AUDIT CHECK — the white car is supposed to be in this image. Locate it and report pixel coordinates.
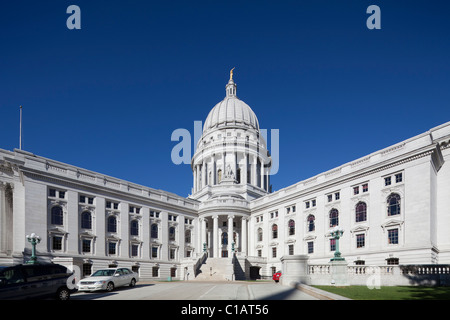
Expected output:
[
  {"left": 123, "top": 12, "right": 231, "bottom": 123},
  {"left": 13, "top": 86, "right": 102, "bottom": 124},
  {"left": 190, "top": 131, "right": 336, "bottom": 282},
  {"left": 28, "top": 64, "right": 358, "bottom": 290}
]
[{"left": 77, "top": 268, "right": 139, "bottom": 292}]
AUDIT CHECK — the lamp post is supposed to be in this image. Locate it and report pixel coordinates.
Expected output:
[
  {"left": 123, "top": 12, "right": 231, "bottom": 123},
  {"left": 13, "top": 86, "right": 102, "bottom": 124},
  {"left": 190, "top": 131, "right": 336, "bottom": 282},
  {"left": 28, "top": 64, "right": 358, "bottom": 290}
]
[
  {"left": 26, "top": 233, "right": 41, "bottom": 264},
  {"left": 329, "top": 226, "right": 345, "bottom": 262}
]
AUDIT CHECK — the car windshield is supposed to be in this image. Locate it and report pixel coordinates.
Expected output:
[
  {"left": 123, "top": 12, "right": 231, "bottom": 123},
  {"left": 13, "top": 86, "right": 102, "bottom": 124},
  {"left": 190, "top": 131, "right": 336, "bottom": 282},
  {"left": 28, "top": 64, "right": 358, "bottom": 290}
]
[{"left": 91, "top": 270, "right": 116, "bottom": 277}]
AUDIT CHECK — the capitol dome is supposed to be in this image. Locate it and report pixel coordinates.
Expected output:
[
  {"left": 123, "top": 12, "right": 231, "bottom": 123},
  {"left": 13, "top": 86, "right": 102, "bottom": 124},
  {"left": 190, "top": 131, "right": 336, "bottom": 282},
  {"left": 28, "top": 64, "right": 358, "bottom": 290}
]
[{"left": 203, "top": 78, "right": 259, "bottom": 134}]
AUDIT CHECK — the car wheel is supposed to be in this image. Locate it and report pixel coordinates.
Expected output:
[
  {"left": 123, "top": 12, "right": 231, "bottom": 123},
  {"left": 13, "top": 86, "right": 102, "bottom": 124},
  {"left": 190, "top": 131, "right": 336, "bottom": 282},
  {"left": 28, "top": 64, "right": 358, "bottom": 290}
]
[
  {"left": 129, "top": 278, "right": 136, "bottom": 287},
  {"left": 56, "top": 287, "right": 71, "bottom": 300},
  {"left": 106, "top": 282, "right": 115, "bottom": 292}
]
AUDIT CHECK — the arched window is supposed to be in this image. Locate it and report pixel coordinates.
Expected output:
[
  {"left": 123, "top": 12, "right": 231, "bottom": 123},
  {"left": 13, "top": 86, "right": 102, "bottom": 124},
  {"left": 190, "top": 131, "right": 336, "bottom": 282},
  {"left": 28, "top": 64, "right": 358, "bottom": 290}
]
[
  {"left": 355, "top": 202, "right": 367, "bottom": 222},
  {"left": 81, "top": 211, "right": 92, "bottom": 229},
  {"left": 185, "top": 229, "right": 191, "bottom": 243},
  {"left": 307, "top": 215, "right": 315, "bottom": 232},
  {"left": 151, "top": 224, "right": 158, "bottom": 239},
  {"left": 130, "top": 220, "right": 139, "bottom": 236},
  {"left": 107, "top": 216, "right": 117, "bottom": 233},
  {"left": 169, "top": 226, "right": 176, "bottom": 241},
  {"left": 222, "top": 232, "right": 228, "bottom": 245},
  {"left": 272, "top": 224, "right": 278, "bottom": 239},
  {"left": 51, "top": 206, "right": 63, "bottom": 225},
  {"left": 288, "top": 219, "right": 295, "bottom": 236},
  {"left": 387, "top": 193, "right": 401, "bottom": 216},
  {"left": 257, "top": 228, "right": 263, "bottom": 242},
  {"left": 329, "top": 209, "right": 339, "bottom": 227}
]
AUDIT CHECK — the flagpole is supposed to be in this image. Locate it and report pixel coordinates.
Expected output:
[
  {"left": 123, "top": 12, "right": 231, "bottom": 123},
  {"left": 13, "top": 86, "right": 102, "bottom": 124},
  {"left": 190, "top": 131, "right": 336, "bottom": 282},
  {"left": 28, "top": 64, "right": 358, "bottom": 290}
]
[{"left": 19, "top": 105, "right": 22, "bottom": 150}]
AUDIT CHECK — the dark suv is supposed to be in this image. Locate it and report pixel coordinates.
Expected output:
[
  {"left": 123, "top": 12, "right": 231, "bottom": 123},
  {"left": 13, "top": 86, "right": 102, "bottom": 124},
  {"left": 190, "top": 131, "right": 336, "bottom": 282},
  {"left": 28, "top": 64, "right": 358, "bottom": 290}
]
[{"left": 0, "top": 264, "right": 74, "bottom": 300}]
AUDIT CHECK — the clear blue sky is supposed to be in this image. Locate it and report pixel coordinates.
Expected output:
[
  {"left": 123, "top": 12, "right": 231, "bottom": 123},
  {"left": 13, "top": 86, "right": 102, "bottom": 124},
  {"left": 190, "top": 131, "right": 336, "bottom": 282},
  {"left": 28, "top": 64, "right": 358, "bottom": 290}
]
[{"left": 1, "top": 0, "right": 449, "bottom": 197}]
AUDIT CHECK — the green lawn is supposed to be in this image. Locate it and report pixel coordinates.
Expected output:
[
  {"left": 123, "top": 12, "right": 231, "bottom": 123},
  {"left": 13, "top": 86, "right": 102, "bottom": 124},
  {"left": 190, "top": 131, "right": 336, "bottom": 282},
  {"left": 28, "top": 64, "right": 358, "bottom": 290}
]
[{"left": 313, "top": 285, "right": 450, "bottom": 300}]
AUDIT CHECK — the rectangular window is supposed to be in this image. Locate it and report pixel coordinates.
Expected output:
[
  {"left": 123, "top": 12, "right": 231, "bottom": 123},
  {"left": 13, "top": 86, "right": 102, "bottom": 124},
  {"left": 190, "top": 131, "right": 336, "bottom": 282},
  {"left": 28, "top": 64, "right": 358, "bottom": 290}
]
[
  {"left": 272, "top": 247, "right": 277, "bottom": 258},
  {"left": 330, "top": 239, "right": 336, "bottom": 251},
  {"left": 106, "top": 201, "right": 111, "bottom": 209},
  {"left": 152, "top": 247, "right": 158, "bottom": 258},
  {"left": 384, "top": 177, "right": 391, "bottom": 186},
  {"left": 353, "top": 186, "right": 359, "bottom": 195},
  {"left": 288, "top": 245, "right": 294, "bottom": 255},
  {"left": 356, "top": 234, "right": 365, "bottom": 248},
  {"left": 327, "top": 194, "right": 332, "bottom": 202},
  {"left": 152, "top": 267, "right": 159, "bottom": 277},
  {"left": 131, "top": 244, "right": 139, "bottom": 257},
  {"left": 170, "top": 248, "right": 176, "bottom": 260},
  {"left": 79, "top": 195, "right": 86, "bottom": 203},
  {"left": 388, "top": 229, "right": 399, "bottom": 245},
  {"left": 312, "top": 199, "right": 316, "bottom": 207},
  {"left": 362, "top": 183, "right": 369, "bottom": 193},
  {"left": 307, "top": 241, "right": 314, "bottom": 254},
  {"left": 59, "top": 191, "right": 65, "bottom": 199},
  {"left": 108, "top": 242, "right": 116, "bottom": 255},
  {"left": 170, "top": 268, "right": 176, "bottom": 278},
  {"left": 49, "top": 189, "right": 56, "bottom": 197},
  {"left": 82, "top": 239, "right": 91, "bottom": 253},
  {"left": 395, "top": 173, "right": 403, "bottom": 183},
  {"left": 257, "top": 250, "right": 262, "bottom": 257},
  {"left": 305, "top": 201, "right": 310, "bottom": 209},
  {"left": 335, "top": 192, "right": 340, "bottom": 200},
  {"left": 52, "top": 236, "right": 62, "bottom": 251}
]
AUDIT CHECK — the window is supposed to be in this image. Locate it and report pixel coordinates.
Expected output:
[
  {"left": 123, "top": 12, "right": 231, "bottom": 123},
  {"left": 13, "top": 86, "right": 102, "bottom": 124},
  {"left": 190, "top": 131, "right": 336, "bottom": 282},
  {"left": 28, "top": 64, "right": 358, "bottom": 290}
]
[
  {"left": 52, "top": 236, "right": 63, "bottom": 250},
  {"left": 257, "top": 228, "right": 263, "bottom": 242},
  {"left": 355, "top": 202, "right": 367, "bottom": 222},
  {"left": 362, "top": 183, "right": 369, "bottom": 193},
  {"left": 82, "top": 239, "right": 91, "bottom": 253},
  {"left": 288, "top": 245, "right": 294, "bottom": 255},
  {"left": 387, "top": 193, "right": 401, "bottom": 216},
  {"left": 49, "top": 189, "right": 56, "bottom": 197},
  {"left": 327, "top": 194, "right": 332, "bottom": 202},
  {"left": 288, "top": 219, "right": 295, "bottom": 236},
  {"left": 59, "top": 191, "right": 65, "bottom": 199},
  {"left": 222, "top": 232, "right": 228, "bottom": 245},
  {"left": 270, "top": 211, "right": 278, "bottom": 219},
  {"left": 130, "top": 220, "right": 139, "bottom": 236},
  {"left": 185, "top": 229, "right": 191, "bottom": 243},
  {"left": 108, "top": 242, "right": 117, "bottom": 255},
  {"left": 81, "top": 211, "right": 92, "bottom": 229},
  {"left": 312, "top": 199, "right": 316, "bottom": 207},
  {"left": 386, "top": 258, "right": 399, "bottom": 265},
  {"left": 353, "top": 186, "right": 359, "bottom": 195},
  {"left": 131, "top": 244, "right": 139, "bottom": 257},
  {"left": 170, "top": 248, "right": 176, "bottom": 260},
  {"left": 151, "top": 224, "right": 158, "bottom": 239},
  {"left": 51, "top": 206, "right": 63, "bottom": 225},
  {"left": 305, "top": 201, "right": 310, "bottom": 209},
  {"left": 329, "top": 209, "right": 339, "bottom": 227},
  {"left": 80, "top": 195, "right": 94, "bottom": 204},
  {"left": 384, "top": 177, "right": 391, "bottom": 186},
  {"left": 152, "top": 266, "right": 159, "bottom": 277},
  {"left": 257, "top": 249, "right": 262, "bottom": 257},
  {"left": 272, "top": 247, "right": 277, "bottom": 258},
  {"left": 335, "top": 192, "right": 340, "bottom": 200},
  {"left": 151, "top": 247, "right": 158, "bottom": 258},
  {"left": 330, "top": 239, "right": 336, "bottom": 251},
  {"left": 395, "top": 173, "right": 403, "bottom": 183},
  {"left": 150, "top": 210, "right": 160, "bottom": 218},
  {"left": 307, "top": 215, "right": 315, "bottom": 232},
  {"left": 107, "top": 216, "right": 117, "bottom": 233},
  {"left": 169, "top": 227, "right": 176, "bottom": 241},
  {"left": 356, "top": 234, "right": 365, "bottom": 248},
  {"left": 388, "top": 229, "right": 399, "bottom": 244},
  {"left": 307, "top": 241, "right": 314, "bottom": 254},
  {"left": 129, "top": 206, "right": 140, "bottom": 214},
  {"left": 272, "top": 224, "right": 278, "bottom": 239}
]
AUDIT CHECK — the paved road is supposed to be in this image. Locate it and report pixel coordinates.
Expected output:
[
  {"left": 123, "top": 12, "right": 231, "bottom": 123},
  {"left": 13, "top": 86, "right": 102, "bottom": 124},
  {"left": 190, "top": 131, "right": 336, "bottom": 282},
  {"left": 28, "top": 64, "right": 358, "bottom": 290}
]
[{"left": 71, "top": 281, "right": 318, "bottom": 300}]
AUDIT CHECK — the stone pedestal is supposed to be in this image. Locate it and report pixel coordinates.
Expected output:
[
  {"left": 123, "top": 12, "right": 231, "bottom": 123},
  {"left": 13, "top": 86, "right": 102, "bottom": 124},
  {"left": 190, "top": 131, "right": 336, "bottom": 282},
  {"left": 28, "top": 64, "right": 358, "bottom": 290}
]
[
  {"left": 330, "top": 260, "right": 349, "bottom": 286},
  {"left": 280, "top": 255, "right": 310, "bottom": 285}
]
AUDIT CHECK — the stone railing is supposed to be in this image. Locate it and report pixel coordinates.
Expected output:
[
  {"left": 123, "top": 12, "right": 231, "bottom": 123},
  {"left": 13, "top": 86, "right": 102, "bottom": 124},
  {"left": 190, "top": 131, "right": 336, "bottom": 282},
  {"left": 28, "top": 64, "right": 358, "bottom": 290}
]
[{"left": 306, "top": 264, "right": 450, "bottom": 286}]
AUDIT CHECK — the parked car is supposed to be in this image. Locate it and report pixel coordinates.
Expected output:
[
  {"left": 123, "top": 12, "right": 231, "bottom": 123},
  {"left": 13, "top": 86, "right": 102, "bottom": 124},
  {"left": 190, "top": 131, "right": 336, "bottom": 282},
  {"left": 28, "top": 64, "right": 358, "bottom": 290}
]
[
  {"left": 0, "top": 263, "right": 74, "bottom": 300},
  {"left": 77, "top": 267, "right": 138, "bottom": 292},
  {"left": 272, "top": 271, "right": 282, "bottom": 283}
]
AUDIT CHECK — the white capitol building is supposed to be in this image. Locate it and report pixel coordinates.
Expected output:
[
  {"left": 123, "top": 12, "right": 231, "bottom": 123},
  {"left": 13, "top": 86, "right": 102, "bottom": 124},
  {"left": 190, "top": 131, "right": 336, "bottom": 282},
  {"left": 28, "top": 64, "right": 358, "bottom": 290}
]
[{"left": 1, "top": 73, "right": 450, "bottom": 282}]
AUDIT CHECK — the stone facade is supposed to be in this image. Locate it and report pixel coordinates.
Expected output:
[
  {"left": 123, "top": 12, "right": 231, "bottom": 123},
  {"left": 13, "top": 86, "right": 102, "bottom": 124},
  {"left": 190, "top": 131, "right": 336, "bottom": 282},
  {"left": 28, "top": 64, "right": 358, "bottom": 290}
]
[{"left": 1, "top": 77, "right": 450, "bottom": 282}]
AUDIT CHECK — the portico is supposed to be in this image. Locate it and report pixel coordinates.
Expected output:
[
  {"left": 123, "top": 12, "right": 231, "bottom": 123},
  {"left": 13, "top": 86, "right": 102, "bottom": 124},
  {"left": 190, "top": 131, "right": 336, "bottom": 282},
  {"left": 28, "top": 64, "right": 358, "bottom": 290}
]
[{"left": 199, "top": 213, "right": 249, "bottom": 258}]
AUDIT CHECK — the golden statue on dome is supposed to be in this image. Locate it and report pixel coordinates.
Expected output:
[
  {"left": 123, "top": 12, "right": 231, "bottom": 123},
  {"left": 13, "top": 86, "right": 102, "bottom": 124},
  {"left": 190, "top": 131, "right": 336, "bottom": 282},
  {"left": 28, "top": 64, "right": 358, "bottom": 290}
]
[{"left": 230, "top": 67, "right": 235, "bottom": 81}]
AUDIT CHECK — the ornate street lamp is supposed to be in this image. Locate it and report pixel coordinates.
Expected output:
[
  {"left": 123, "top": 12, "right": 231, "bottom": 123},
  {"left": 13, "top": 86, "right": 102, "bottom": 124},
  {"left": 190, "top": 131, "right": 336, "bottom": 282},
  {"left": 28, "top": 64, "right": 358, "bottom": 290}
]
[
  {"left": 329, "top": 226, "right": 345, "bottom": 262},
  {"left": 26, "top": 233, "right": 41, "bottom": 264}
]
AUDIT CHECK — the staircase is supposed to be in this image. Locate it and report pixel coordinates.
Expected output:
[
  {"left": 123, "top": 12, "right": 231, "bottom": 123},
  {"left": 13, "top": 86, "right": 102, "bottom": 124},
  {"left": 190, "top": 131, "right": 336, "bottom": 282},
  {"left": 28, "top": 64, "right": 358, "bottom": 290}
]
[{"left": 194, "top": 257, "right": 235, "bottom": 281}]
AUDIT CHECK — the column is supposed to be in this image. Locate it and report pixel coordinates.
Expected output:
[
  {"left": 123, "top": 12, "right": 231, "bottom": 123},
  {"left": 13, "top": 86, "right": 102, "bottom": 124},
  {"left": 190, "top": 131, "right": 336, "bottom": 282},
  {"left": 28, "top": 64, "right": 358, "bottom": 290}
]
[
  {"left": 193, "top": 166, "right": 197, "bottom": 193},
  {"left": 260, "top": 158, "right": 264, "bottom": 189},
  {"left": 213, "top": 215, "right": 218, "bottom": 258},
  {"left": 200, "top": 217, "right": 206, "bottom": 253},
  {"left": 201, "top": 161, "right": 206, "bottom": 189},
  {"left": 252, "top": 155, "right": 257, "bottom": 186},
  {"left": 243, "top": 153, "right": 248, "bottom": 185},
  {"left": 241, "top": 217, "right": 247, "bottom": 256},
  {"left": 228, "top": 215, "right": 234, "bottom": 257}
]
